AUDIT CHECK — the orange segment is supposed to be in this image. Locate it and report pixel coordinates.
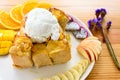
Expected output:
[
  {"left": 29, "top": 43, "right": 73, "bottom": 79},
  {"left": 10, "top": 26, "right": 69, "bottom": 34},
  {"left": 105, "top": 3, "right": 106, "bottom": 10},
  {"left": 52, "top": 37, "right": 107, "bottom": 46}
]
[
  {"left": 22, "top": 0, "right": 39, "bottom": 15},
  {"left": 10, "top": 4, "right": 24, "bottom": 24},
  {"left": 38, "top": 2, "right": 52, "bottom": 9},
  {"left": 0, "top": 10, "right": 4, "bottom": 29},
  {"left": 0, "top": 11, "right": 21, "bottom": 30}
]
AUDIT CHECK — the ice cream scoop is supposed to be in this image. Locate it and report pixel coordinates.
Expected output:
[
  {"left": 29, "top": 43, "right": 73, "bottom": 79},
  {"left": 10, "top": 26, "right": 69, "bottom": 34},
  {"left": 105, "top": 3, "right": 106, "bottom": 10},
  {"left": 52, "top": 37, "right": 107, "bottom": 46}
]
[{"left": 24, "top": 8, "right": 60, "bottom": 43}]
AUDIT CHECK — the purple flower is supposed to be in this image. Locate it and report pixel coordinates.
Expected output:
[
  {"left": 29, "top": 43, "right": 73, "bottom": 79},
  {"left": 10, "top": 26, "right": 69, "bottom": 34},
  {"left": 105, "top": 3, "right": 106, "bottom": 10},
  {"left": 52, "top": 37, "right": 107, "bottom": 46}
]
[
  {"left": 95, "top": 9, "right": 101, "bottom": 18},
  {"left": 101, "top": 8, "right": 107, "bottom": 14},
  {"left": 97, "top": 22, "right": 102, "bottom": 28},
  {"left": 88, "top": 18, "right": 103, "bottom": 30},
  {"left": 88, "top": 19, "right": 94, "bottom": 29},
  {"left": 101, "top": 8, "right": 107, "bottom": 18},
  {"left": 88, "top": 20, "right": 92, "bottom": 27},
  {"left": 88, "top": 19, "right": 97, "bottom": 29},
  {"left": 106, "top": 21, "right": 112, "bottom": 29},
  {"left": 97, "top": 17, "right": 102, "bottom": 23},
  {"left": 92, "top": 19, "right": 98, "bottom": 23}
]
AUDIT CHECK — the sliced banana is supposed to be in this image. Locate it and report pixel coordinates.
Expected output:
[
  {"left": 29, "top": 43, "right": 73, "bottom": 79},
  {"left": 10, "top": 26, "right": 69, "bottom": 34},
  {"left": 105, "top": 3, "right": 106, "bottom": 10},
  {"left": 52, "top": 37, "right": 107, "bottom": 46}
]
[
  {"left": 69, "top": 68, "right": 80, "bottom": 80},
  {"left": 58, "top": 73, "right": 68, "bottom": 80},
  {"left": 51, "top": 76, "right": 61, "bottom": 80},
  {"left": 72, "top": 63, "right": 83, "bottom": 77},
  {"left": 78, "top": 60, "right": 89, "bottom": 72},
  {"left": 34, "top": 78, "right": 50, "bottom": 80},
  {"left": 64, "top": 71, "right": 74, "bottom": 80}
]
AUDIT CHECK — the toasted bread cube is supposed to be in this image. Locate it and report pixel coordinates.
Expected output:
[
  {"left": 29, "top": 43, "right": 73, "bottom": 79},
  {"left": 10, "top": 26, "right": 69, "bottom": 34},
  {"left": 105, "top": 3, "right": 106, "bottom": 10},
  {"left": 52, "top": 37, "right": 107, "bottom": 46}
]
[
  {"left": 49, "top": 47, "right": 71, "bottom": 64},
  {"left": 9, "top": 36, "right": 33, "bottom": 68},
  {"left": 32, "top": 43, "right": 52, "bottom": 67},
  {"left": 10, "top": 51, "right": 33, "bottom": 68},
  {"left": 46, "top": 40, "right": 71, "bottom": 64}
]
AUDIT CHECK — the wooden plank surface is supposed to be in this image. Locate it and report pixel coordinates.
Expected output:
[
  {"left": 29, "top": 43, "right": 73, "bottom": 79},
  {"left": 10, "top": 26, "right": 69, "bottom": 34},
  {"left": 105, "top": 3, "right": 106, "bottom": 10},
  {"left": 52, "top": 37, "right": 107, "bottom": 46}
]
[{"left": 0, "top": 0, "right": 120, "bottom": 80}]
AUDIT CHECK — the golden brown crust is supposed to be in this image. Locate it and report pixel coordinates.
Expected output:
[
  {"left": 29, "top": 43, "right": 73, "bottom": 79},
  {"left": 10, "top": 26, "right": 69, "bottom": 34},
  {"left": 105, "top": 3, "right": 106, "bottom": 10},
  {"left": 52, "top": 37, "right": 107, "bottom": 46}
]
[
  {"left": 49, "top": 8, "right": 69, "bottom": 30},
  {"left": 32, "top": 43, "right": 53, "bottom": 67},
  {"left": 9, "top": 35, "right": 33, "bottom": 68}
]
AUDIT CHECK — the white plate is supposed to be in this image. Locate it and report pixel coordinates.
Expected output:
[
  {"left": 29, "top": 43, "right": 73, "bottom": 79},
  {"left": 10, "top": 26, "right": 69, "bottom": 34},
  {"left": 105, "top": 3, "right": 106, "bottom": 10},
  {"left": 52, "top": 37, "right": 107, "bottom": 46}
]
[{"left": 0, "top": 14, "right": 94, "bottom": 80}]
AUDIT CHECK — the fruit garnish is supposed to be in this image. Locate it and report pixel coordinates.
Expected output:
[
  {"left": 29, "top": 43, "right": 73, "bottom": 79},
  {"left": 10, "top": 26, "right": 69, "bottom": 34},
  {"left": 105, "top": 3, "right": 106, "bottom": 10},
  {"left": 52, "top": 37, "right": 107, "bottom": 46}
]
[
  {"left": 66, "top": 22, "right": 80, "bottom": 31},
  {"left": 0, "top": 29, "right": 17, "bottom": 41},
  {"left": 66, "top": 15, "right": 89, "bottom": 39},
  {"left": 10, "top": 4, "right": 24, "bottom": 24},
  {"left": 0, "top": 29, "right": 16, "bottom": 56},
  {"left": 73, "top": 27, "right": 88, "bottom": 39},
  {"left": 35, "top": 59, "right": 89, "bottom": 80},
  {"left": 0, "top": 41, "right": 12, "bottom": 48},
  {"left": 22, "top": 0, "right": 39, "bottom": 15},
  {"left": 77, "top": 36, "right": 102, "bottom": 62},
  {"left": 0, "top": 48, "right": 10, "bottom": 55},
  {"left": 0, "top": 11, "right": 21, "bottom": 30},
  {"left": 38, "top": 2, "right": 52, "bottom": 9},
  {"left": 0, "top": 41, "right": 12, "bottom": 55}
]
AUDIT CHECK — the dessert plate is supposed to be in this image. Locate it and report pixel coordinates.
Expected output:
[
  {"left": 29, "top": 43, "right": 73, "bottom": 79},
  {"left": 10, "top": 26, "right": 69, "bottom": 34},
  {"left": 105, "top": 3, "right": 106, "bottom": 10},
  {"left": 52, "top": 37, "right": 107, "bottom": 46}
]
[{"left": 0, "top": 14, "right": 94, "bottom": 80}]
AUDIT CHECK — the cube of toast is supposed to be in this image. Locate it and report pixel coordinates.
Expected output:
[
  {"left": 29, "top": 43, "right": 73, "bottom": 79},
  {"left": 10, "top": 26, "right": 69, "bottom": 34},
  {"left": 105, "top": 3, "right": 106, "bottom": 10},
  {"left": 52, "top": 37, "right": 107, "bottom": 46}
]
[
  {"left": 9, "top": 37, "right": 33, "bottom": 68},
  {"left": 10, "top": 52, "right": 33, "bottom": 68},
  {"left": 49, "top": 47, "right": 71, "bottom": 64},
  {"left": 32, "top": 43, "right": 52, "bottom": 67},
  {"left": 46, "top": 40, "right": 71, "bottom": 64}
]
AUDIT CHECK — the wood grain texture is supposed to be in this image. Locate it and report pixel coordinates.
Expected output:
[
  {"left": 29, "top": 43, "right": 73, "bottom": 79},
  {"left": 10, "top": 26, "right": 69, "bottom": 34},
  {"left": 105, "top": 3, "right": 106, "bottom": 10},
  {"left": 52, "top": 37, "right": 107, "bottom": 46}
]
[{"left": 0, "top": 0, "right": 120, "bottom": 80}]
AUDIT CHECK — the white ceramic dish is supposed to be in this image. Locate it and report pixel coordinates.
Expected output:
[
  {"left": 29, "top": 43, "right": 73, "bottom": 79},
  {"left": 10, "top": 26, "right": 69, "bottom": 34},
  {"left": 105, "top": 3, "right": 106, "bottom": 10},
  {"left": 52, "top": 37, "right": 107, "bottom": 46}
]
[{"left": 0, "top": 14, "right": 94, "bottom": 80}]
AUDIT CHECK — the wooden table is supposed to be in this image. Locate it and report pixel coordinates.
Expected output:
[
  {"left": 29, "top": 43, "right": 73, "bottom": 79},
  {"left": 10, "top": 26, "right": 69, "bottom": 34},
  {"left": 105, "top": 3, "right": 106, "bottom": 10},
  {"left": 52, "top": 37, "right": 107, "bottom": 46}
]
[{"left": 0, "top": 0, "right": 120, "bottom": 80}]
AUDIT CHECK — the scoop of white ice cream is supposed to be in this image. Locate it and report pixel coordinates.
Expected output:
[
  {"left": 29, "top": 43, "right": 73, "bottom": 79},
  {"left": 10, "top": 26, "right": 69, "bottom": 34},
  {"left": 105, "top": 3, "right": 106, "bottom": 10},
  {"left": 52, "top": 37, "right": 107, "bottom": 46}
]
[{"left": 24, "top": 8, "right": 60, "bottom": 43}]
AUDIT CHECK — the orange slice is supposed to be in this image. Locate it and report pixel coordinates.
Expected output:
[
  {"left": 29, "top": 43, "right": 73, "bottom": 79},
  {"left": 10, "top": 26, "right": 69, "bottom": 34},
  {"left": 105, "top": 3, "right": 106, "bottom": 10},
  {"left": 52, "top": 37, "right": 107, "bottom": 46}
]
[
  {"left": 0, "top": 11, "right": 21, "bottom": 30},
  {"left": 22, "top": 0, "right": 39, "bottom": 15},
  {"left": 0, "top": 10, "right": 4, "bottom": 29},
  {"left": 10, "top": 4, "right": 24, "bottom": 24},
  {"left": 38, "top": 2, "right": 52, "bottom": 9}
]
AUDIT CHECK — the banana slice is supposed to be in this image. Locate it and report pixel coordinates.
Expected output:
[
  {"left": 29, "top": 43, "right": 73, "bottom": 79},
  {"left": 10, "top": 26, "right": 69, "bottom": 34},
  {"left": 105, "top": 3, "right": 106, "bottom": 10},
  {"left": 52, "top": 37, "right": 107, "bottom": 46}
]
[
  {"left": 69, "top": 68, "right": 80, "bottom": 80},
  {"left": 58, "top": 73, "right": 68, "bottom": 80},
  {"left": 34, "top": 78, "right": 50, "bottom": 80},
  {"left": 72, "top": 63, "right": 83, "bottom": 77},
  {"left": 78, "top": 60, "right": 89, "bottom": 72},
  {"left": 51, "top": 76, "right": 61, "bottom": 80},
  {"left": 64, "top": 71, "right": 74, "bottom": 80}
]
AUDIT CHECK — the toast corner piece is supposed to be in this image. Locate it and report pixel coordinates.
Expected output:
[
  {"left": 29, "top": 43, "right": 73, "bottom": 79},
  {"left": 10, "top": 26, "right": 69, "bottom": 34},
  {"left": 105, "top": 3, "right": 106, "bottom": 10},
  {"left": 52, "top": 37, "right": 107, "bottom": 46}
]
[
  {"left": 9, "top": 36, "right": 33, "bottom": 68},
  {"left": 10, "top": 53, "right": 33, "bottom": 68}
]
